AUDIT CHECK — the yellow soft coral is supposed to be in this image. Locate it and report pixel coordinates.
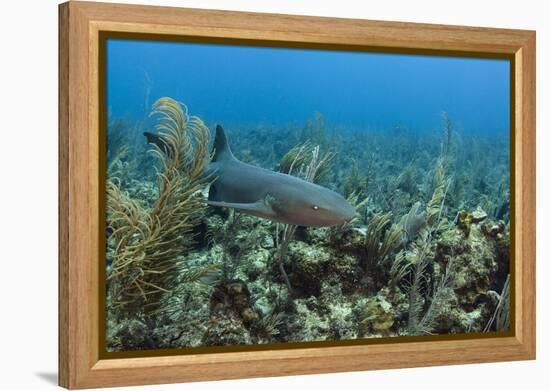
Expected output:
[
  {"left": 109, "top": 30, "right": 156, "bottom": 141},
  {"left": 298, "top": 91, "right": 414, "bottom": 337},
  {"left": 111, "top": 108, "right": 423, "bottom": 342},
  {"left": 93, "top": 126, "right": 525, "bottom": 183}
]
[{"left": 107, "top": 97, "right": 210, "bottom": 318}]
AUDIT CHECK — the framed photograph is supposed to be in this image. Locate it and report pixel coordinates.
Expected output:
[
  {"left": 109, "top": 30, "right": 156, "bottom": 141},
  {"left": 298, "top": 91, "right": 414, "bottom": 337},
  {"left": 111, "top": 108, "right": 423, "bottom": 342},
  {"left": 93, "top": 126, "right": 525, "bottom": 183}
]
[{"left": 59, "top": 1, "right": 536, "bottom": 389}]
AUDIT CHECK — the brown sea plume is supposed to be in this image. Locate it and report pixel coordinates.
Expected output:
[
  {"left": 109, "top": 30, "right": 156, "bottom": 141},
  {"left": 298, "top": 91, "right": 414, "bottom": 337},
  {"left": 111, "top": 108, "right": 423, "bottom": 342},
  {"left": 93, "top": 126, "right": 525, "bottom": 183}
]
[{"left": 107, "top": 97, "right": 211, "bottom": 318}]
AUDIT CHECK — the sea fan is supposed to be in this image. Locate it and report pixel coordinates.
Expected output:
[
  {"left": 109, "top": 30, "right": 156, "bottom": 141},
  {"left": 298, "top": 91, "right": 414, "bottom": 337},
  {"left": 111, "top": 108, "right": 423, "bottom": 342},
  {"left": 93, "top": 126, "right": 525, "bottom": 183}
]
[{"left": 400, "top": 201, "right": 427, "bottom": 244}]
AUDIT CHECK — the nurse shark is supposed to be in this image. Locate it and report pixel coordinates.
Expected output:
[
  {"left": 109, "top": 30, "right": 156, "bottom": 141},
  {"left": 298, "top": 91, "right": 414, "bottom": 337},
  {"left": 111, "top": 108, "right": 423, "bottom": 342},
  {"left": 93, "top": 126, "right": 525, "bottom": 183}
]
[{"left": 146, "top": 125, "right": 354, "bottom": 227}]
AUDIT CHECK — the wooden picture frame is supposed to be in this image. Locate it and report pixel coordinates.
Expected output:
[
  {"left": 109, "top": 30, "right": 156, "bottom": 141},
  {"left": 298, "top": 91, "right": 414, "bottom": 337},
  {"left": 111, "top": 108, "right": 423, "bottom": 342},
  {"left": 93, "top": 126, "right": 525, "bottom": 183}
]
[{"left": 59, "top": 1, "right": 536, "bottom": 389}]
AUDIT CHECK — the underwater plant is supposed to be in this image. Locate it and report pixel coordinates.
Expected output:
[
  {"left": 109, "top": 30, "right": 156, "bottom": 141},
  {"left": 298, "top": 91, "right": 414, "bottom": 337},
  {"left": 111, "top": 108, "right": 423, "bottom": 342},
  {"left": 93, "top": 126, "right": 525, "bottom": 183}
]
[
  {"left": 484, "top": 274, "right": 510, "bottom": 332},
  {"left": 495, "top": 274, "right": 511, "bottom": 331},
  {"left": 404, "top": 162, "right": 457, "bottom": 335},
  {"left": 106, "top": 117, "right": 131, "bottom": 167},
  {"left": 107, "top": 97, "right": 211, "bottom": 319},
  {"left": 300, "top": 112, "right": 328, "bottom": 148},
  {"left": 343, "top": 159, "right": 368, "bottom": 199},
  {"left": 277, "top": 141, "right": 314, "bottom": 175},
  {"left": 400, "top": 166, "right": 417, "bottom": 194},
  {"left": 426, "top": 159, "right": 452, "bottom": 228},
  {"left": 441, "top": 111, "right": 453, "bottom": 160},
  {"left": 277, "top": 141, "right": 333, "bottom": 184},
  {"left": 406, "top": 232, "right": 456, "bottom": 335},
  {"left": 106, "top": 117, "right": 144, "bottom": 189},
  {"left": 363, "top": 212, "right": 402, "bottom": 275},
  {"left": 106, "top": 144, "right": 131, "bottom": 179}
]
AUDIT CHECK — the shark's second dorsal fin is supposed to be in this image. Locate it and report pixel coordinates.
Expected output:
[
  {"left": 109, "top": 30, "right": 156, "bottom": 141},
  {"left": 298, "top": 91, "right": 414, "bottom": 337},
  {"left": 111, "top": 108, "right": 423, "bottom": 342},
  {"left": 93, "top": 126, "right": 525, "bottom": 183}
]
[{"left": 212, "top": 125, "right": 235, "bottom": 162}]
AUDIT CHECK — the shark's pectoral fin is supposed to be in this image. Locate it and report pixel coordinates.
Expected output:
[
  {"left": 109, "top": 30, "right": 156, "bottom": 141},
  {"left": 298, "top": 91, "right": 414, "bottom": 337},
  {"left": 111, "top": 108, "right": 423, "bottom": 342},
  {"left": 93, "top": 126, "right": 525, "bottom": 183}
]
[{"left": 206, "top": 196, "right": 277, "bottom": 218}]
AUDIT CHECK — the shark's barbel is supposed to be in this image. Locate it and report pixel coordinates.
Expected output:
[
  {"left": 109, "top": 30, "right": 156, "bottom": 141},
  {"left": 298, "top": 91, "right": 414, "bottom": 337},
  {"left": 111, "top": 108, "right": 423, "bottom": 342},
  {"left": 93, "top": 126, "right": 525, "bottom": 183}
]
[{"left": 204, "top": 125, "right": 355, "bottom": 227}]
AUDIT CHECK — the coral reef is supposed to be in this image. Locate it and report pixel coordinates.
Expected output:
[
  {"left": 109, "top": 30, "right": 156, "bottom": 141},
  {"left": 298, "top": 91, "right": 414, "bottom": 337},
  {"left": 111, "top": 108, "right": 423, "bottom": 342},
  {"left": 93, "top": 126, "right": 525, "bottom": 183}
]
[{"left": 106, "top": 105, "right": 511, "bottom": 351}]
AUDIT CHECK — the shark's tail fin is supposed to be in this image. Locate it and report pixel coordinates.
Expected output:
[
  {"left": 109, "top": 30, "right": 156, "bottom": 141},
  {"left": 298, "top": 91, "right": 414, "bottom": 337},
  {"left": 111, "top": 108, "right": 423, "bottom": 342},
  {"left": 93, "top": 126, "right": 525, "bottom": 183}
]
[
  {"left": 143, "top": 131, "right": 159, "bottom": 145},
  {"left": 144, "top": 131, "right": 173, "bottom": 157},
  {"left": 212, "top": 125, "right": 235, "bottom": 162}
]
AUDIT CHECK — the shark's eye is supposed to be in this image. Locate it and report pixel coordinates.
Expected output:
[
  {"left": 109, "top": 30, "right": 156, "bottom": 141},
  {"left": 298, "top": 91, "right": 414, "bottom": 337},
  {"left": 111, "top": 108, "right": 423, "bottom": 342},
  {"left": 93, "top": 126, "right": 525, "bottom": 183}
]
[{"left": 312, "top": 205, "right": 319, "bottom": 211}]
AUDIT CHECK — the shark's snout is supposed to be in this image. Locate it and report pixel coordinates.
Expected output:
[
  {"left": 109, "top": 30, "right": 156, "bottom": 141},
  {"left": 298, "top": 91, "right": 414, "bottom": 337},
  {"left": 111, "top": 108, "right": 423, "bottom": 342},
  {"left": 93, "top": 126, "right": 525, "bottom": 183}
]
[
  {"left": 327, "top": 196, "right": 355, "bottom": 225},
  {"left": 298, "top": 190, "right": 356, "bottom": 227},
  {"left": 339, "top": 201, "right": 356, "bottom": 223}
]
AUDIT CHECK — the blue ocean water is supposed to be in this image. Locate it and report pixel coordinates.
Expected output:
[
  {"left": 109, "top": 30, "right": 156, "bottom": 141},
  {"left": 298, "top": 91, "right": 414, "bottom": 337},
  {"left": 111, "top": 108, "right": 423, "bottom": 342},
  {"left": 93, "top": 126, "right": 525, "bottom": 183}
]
[{"left": 106, "top": 39, "right": 510, "bottom": 136}]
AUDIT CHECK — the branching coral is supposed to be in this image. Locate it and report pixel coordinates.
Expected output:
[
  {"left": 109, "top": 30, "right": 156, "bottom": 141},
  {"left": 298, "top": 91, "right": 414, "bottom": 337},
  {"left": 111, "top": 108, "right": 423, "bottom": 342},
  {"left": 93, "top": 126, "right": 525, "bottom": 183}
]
[{"left": 107, "top": 97, "right": 210, "bottom": 318}]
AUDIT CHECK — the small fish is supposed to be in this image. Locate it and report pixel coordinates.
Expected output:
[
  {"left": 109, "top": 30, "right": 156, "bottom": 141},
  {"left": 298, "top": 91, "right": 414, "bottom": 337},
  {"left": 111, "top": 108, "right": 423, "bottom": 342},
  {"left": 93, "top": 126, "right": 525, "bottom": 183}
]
[{"left": 205, "top": 125, "right": 354, "bottom": 227}]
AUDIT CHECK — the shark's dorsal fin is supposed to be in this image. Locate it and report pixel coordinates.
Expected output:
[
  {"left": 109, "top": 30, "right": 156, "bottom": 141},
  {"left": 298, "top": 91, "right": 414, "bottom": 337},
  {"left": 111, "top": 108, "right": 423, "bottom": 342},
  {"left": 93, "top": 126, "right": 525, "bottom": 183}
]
[
  {"left": 144, "top": 131, "right": 173, "bottom": 157},
  {"left": 212, "top": 125, "right": 235, "bottom": 162}
]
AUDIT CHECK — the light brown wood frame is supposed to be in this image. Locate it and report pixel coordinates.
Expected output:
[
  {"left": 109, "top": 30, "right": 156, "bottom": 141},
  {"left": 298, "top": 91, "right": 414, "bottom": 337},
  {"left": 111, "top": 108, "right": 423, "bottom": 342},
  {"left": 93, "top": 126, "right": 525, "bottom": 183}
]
[{"left": 59, "top": 1, "right": 536, "bottom": 389}]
